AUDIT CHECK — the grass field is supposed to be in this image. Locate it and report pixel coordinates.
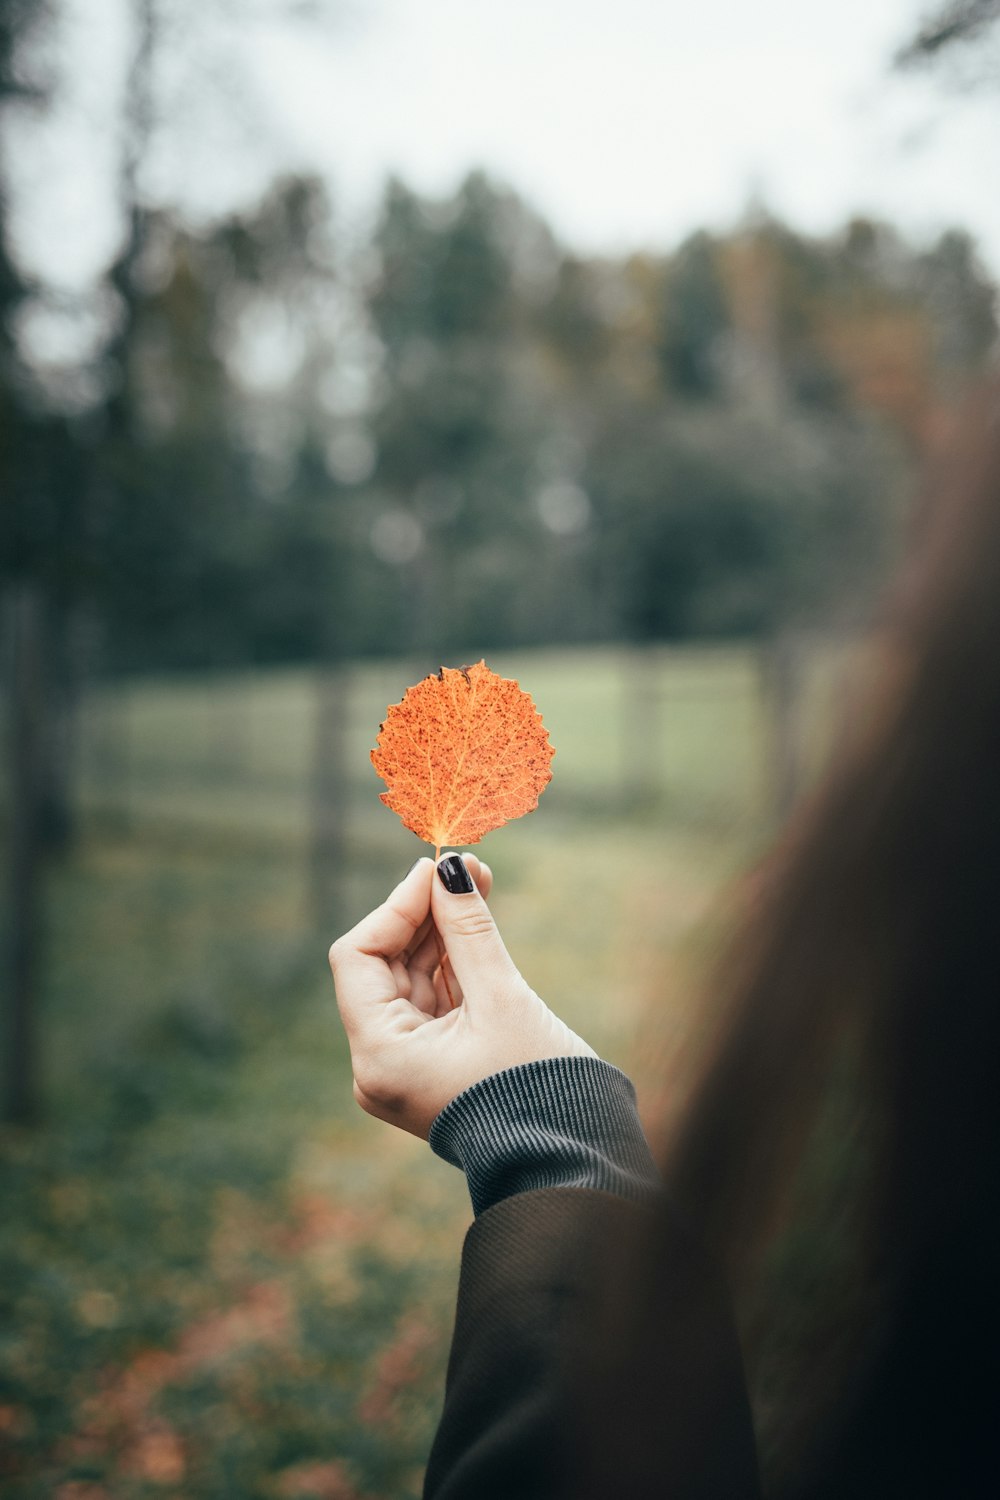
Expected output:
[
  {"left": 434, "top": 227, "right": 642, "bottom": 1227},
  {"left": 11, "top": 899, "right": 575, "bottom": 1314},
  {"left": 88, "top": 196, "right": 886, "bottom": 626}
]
[{"left": 0, "top": 643, "right": 847, "bottom": 1499}]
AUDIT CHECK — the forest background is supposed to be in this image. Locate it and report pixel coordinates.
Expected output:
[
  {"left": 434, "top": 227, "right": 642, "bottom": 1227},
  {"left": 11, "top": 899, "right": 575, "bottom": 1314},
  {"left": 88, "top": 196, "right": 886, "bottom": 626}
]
[{"left": 2, "top": 2, "right": 998, "bottom": 1497}]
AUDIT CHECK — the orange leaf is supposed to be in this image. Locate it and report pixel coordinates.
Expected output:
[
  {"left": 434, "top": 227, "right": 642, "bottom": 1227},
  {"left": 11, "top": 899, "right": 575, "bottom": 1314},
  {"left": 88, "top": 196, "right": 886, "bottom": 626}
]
[{"left": 371, "top": 661, "right": 554, "bottom": 850}]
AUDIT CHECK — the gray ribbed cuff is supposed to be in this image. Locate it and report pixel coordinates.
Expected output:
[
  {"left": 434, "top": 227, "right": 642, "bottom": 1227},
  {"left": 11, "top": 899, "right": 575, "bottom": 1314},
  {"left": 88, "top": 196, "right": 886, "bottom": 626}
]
[{"left": 429, "top": 1055, "right": 661, "bottom": 1217}]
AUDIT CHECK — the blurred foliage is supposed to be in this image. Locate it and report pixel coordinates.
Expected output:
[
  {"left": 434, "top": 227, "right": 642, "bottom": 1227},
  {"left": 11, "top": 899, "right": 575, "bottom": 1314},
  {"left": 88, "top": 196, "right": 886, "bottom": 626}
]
[
  {"left": 4, "top": 148, "right": 998, "bottom": 676},
  {"left": 2, "top": 0, "right": 998, "bottom": 688}
]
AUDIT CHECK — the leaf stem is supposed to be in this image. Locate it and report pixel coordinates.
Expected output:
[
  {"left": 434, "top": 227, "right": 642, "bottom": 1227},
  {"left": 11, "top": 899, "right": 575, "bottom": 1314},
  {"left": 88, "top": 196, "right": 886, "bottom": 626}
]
[{"left": 433, "top": 845, "right": 457, "bottom": 1009}]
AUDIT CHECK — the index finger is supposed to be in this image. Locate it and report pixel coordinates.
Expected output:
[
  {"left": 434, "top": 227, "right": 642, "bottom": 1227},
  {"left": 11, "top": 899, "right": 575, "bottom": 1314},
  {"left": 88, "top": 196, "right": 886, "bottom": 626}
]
[{"left": 328, "top": 859, "right": 434, "bottom": 1032}]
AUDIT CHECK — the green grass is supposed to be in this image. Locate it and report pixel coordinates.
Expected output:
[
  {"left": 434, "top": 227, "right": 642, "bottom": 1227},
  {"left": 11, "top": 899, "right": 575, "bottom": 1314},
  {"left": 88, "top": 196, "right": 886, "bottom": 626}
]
[{"left": 0, "top": 643, "right": 847, "bottom": 1498}]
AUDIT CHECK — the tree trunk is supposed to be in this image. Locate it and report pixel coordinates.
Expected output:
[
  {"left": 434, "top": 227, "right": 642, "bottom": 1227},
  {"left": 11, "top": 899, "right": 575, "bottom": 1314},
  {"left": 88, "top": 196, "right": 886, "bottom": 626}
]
[
  {"left": 4, "top": 582, "right": 47, "bottom": 1123},
  {"left": 38, "top": 603, "right": 94, "bottom": 854}
]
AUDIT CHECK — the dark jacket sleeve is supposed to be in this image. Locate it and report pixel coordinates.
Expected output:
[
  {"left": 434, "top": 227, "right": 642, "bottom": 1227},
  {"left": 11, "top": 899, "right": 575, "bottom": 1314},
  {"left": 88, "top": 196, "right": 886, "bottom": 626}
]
[
  {"left": 423, "top": 1062, "right": 761, "bottom": 1500},
  {"left": 423, "top": 1188, "right": 760, "bottom": 1500},
  {"left": 429, "top": 1056, "right": 661, "bottom": 1216}
]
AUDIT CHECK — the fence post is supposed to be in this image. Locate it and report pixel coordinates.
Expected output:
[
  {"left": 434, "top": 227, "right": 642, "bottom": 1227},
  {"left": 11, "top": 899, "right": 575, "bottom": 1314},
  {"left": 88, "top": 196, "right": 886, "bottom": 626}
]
[
  {"left": 760, "top": 632, "right": 802, "bottom": 823},
  {"left": 620, "top": 643, "right": 664, "bottom": 812},
  {"left": 309, "top": 660, "right": 350, "bottom": 934}
]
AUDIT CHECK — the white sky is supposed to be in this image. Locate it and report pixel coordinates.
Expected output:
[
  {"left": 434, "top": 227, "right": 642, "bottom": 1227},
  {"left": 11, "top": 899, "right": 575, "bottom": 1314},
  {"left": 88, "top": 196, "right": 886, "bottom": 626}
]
[
  {"left": 8, "top": 0, "right": 1000, "bottom": 292},
  {"left": 248, "top": 0, "right": 1000, "bottom": 267}
]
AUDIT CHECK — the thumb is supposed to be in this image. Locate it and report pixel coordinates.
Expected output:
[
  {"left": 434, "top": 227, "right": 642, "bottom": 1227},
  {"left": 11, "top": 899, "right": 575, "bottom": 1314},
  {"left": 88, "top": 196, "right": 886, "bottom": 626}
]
[{"left": 432, "top": 853, "right": 521, "bottom": 1001}]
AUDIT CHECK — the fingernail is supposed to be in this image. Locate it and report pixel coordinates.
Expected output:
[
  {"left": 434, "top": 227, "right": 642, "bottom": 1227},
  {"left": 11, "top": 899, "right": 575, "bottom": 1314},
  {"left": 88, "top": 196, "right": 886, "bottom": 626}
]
[{"left": 437, "top": 853, "right": 474, "bottom": 894}]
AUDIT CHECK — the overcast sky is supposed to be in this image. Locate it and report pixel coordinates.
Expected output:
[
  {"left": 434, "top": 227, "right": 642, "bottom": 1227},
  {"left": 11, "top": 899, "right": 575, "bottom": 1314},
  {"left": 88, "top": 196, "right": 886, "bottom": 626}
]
[
  {"left": 247, "top": 0, "right": 999, "bottom": 260},
  {"left": 8, "top": 0, "right": 1000, "bottom": 292}
]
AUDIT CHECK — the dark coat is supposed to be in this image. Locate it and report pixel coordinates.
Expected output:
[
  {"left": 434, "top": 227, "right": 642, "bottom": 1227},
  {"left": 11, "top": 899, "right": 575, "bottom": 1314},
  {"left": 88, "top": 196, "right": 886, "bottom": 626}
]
[{"left": 423, "top": 1187, "right": 761, "bottom": 1500}]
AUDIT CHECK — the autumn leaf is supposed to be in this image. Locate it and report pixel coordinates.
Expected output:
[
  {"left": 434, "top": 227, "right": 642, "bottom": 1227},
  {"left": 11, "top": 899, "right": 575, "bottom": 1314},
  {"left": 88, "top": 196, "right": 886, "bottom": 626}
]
[{"left": 371, "top": 661, "right": 554, "bottom": 853}]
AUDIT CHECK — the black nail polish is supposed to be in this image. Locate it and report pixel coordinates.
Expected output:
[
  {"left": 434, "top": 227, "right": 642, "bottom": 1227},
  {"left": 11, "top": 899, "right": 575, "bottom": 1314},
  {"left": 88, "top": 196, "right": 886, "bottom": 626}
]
[{"left": 437, "top": 854, "right": 474, "bottom": 894}]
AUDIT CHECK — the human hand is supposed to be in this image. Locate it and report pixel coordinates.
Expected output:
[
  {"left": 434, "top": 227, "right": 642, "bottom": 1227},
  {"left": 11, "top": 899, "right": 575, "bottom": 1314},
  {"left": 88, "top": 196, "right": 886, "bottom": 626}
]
[{"left": 328, "top": 854, "right": 597, "bottom": 1139}]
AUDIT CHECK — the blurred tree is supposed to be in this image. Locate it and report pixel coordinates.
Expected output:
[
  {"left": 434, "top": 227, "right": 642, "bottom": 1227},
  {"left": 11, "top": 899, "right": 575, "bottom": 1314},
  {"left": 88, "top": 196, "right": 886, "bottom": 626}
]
[
  {"left": 211, "top": 174, "right": 355, "bottom": 927},
  {"left": 365, "top": 172, "right": 549, "bottom": 658},
  {"left": 94, "top": 177, "right": 340, "bottom": 671},
  {"left": 587, "top": 402, "right": 889, "bottom": 642},
  {"left": 917, "top": 228, "right": 998, "bottom": 382},
  {"left": 540, "top": 254, "right": 615, "bottom": 375},
  {"left": 1, "top": 0, "right": 55, "bottom": 1121},
  {"left": 817, "top": 217, "right": 998, "bottom": 446},
  {"left": 657, "top": 231, "right": 731, "bottom": 400}
]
